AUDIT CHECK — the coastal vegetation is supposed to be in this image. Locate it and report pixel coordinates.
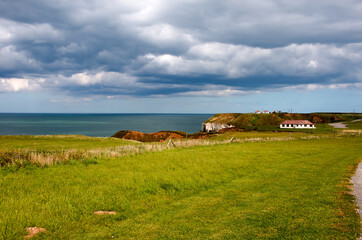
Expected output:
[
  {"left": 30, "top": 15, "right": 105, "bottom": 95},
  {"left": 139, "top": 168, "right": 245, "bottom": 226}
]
[
  {"left": 345, "top": 120, "right": 362, "bottom": 130},
  {"left": 204, "top": 112, "right": 362, "bottom": 129},
  {"left": 0, "top": 135, "right": 361, "bottom": 239},
  {"left": 0, "top": 130, "right": 357, "bottom": 168}
]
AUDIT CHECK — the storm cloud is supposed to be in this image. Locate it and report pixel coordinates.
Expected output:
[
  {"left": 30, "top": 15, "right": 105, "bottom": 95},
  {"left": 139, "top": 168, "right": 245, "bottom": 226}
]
[{"left": 0, "top": 0, "right": 362, "bottom": 97}]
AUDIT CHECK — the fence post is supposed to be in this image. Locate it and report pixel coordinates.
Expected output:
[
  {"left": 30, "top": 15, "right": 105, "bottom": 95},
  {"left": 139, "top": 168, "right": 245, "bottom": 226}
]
[
  {"left": 229, "top": 136, "right": 235, "bottom": 143},
  {"left": 167, "top": 139, "right": 176, "bottom": 147}
]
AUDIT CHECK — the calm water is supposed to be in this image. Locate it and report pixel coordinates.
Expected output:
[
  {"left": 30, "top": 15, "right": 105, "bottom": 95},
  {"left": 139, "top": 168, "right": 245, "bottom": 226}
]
[{"left": 0, "top": 113, "right": 213, "bottom": 137}]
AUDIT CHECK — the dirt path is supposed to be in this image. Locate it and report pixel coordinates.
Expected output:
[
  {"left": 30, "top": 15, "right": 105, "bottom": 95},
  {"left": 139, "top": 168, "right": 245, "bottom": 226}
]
[
  {"left": 351, "top": 162, "right": 362, "bottom": 239},
  {"left": 329, "top": 122, "right": 347, "bottom": 128}
]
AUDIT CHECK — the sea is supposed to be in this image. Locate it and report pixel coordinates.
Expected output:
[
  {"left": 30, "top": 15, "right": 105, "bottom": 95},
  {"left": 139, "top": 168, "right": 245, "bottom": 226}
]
[{"left": 0, "top": 113, "right": 214, "bottom": 137}]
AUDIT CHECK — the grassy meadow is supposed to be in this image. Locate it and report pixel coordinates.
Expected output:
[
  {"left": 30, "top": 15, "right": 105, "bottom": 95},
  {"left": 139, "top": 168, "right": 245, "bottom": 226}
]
[
  {"left": 0, "top": 135, "right": 139, "bottom": 151},
  {"left": 345, "top": 120, "right": 362, "bottom": 130},
  {"left": 0, "top": 132, "right": 361, "bottom": 239}
]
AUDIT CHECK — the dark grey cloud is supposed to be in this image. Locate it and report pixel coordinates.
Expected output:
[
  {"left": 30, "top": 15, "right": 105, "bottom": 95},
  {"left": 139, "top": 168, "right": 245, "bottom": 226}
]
[{"left": 0, "top": 0, "right": 361, "bottom": 97}]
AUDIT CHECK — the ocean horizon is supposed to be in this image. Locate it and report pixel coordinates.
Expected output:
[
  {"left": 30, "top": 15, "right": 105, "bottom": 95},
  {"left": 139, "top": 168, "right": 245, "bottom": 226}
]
[{"left": 0, "top": 113, "right": 214, "bottom": 137}]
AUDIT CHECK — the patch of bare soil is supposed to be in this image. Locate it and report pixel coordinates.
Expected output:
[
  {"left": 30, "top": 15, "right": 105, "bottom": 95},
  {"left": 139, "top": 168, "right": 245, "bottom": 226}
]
[
  {"left": 25, "top": 227, "right": 46, "bottom": 238},
  {"left": 329, "top": 122, "right": 347, "bottom": 128},
  {"left": 93, "top": 211, "right": 117, "bottom": 215}
]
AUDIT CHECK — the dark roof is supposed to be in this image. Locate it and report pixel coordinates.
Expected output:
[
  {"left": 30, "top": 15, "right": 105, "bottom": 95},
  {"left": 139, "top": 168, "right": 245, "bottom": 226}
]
[{"left": 280, "top": 120, "right": 314, "bottom": 125}]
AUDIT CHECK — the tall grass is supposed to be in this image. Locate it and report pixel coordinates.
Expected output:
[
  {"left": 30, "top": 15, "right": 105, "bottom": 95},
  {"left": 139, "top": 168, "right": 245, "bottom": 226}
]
[{"left": 0, "top": 133, "right": 356, "bottom": 168}]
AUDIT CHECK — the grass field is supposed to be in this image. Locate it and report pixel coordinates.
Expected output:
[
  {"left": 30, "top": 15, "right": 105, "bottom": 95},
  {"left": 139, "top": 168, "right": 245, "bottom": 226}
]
[
  {"left": 0, "top": 132, "right": 338, "bottom": 168},
  {"left": 240, "top": 123, "right": 336, "bottom": 133},
  {"left": 0, "top": 134, "right": 361, "bottom": 239},
  {"left": 345, "top": 120, "right": 362, "bottom": 130},
  {"left": 0, "top": 135, "right": 138, "bottom": 151}
]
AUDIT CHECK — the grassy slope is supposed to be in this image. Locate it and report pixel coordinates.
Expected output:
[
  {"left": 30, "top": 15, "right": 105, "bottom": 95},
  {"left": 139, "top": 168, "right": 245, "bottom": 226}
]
[
  {"left": 0, "top": 137, "right": 361, "bottom": 239},
  {"left": 204, "top": 113, "right": 362, "bottom": 130},
  {"left": 345, "top": 120, "right": 362, "bottom": 130},
  {"left": 0, "top": 135, "right": 138, "bottom": 151},
  {"left": 243, "top": 123, "right": 334, "bottom": 133}
]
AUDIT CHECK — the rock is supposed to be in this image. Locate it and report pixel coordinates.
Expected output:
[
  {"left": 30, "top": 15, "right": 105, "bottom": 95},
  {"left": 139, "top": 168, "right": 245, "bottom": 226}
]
[{"left": 25, "top": 227, "right": 46, "bottom": 238}]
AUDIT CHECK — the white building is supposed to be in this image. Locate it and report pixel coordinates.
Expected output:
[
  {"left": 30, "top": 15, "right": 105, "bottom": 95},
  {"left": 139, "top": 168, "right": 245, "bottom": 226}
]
[
  {"left": 201, "top": 122, "right": 234, "bottom": 132},
  {"left": 280, "top": 120, "right": 315, "bottom": 129}
]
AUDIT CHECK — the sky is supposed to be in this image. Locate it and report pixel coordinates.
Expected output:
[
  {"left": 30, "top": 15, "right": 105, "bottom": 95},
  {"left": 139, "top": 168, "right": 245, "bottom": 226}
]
[{"left": 0, "top": 0, "right": 361, "bottom": 113}]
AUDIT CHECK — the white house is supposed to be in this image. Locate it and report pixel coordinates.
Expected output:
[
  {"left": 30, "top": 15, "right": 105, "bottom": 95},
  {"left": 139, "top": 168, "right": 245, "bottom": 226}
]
[{"left": 280, "top": 120, "right": 315, "bottom": 129}]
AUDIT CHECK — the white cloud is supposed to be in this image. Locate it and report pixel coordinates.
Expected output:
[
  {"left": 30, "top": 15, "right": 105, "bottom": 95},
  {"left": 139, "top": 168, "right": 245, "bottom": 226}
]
[
  {"left": 0, "top": 77, "right": 41, "bottom": 92},
  {"left": 0, "top": 45, "right": 39, "bottom": 70},
  {"left": 0, "top": 18, "right": 61, "bottom": 44},
  {"left": 137, "top": 24, "right": 196, "bottom": 48},
  {"left": 140, "top": 42, "right": 362, "bottom": 79},
  {"left": 307, "top": 60, "right": 318, "bottom": 68},
  {"left": 177, "top": 88, "right": 261, "bottom": 97},
  {"left": 65, "top": 71, "right": 138, "bottom": 87},
  {"left": 284, "top": 82, "right": 362, "bottom": 91},
  {"left": 57, "top": 42, "right": 87, "bottom": 54},
  {"left": 141, "top": 53, "right": 225, "bottom": 75}
]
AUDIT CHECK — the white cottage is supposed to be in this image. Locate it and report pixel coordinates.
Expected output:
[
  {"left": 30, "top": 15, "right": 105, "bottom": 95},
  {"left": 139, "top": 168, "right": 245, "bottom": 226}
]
[{"left": 280, "top": 120, "right": 315, "bottom": 129}]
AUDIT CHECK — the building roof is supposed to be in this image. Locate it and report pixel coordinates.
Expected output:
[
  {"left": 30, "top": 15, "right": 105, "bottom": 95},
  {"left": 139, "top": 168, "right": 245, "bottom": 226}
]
[{"left": 280, "top": 120, "right": 314, "bottom": 125}]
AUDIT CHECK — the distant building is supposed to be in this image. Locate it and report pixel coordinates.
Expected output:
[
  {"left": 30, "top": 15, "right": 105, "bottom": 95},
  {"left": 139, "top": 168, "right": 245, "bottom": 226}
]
[
  {"left": 255, "top": 110, "right": 261, "bottom": 114},
  {"left": 262, "top": 110, "right": 270, "bottom": 114},
  {"left": 201, "top": 122, "right": 234, "bottom": 132},
  {"left": 280, "top": 120, "right": 315, "bottom": 129}
]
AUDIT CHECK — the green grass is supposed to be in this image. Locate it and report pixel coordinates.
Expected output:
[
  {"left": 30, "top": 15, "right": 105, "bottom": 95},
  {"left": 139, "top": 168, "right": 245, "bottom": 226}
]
[
  {"left": 208, "top": 131, "right": 308, "bottom": 141},
  {"left": 0, "top": 135, "right": 138, "bottom": 151},
  {"left": 0, "top": 136, "right": 361, "bottom": 239},
  {"left": 208, "top": 126, "right": 334, "bottom": 141},
  {"left": 251, "top": 123, "right": 335, "bottom": 133},
  {"left": 346, "top": 120, "right": 362, "bottom": 130}
]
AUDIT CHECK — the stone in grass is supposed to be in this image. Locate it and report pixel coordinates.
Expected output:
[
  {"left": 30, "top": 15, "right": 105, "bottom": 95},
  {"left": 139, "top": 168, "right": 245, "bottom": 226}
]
[
  {"left": 25, "top": 227, "right": 46, "bottom": 238},
  {"left": 93, "top": 211, "right": 117, "bottom": 215}
]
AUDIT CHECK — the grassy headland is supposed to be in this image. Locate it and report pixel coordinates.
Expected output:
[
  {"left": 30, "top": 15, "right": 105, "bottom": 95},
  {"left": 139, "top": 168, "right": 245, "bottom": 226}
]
[
  {"left": 0, "top": 133, "right": 361, "bottom": 239},
  {"left": 204, "top": 112, "right": 362, "bottom": 130}
]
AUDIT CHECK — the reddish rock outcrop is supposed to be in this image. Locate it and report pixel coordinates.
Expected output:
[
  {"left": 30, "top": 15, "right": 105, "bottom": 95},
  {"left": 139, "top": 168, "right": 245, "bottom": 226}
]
[
  {"left": 112, "top": 130, "right": 211, "bottom": 142},
  {"left": 112, "top": 130, "right": 185, "bottom": 142}
]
